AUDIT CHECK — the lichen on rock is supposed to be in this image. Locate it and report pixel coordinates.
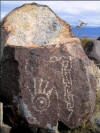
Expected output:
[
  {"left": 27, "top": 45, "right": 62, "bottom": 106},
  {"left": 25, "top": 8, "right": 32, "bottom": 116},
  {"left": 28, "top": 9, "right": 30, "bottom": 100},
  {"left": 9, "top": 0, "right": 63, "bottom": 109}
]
[{"left": 0, "top": 2, "right": 98, "bottom": 133}]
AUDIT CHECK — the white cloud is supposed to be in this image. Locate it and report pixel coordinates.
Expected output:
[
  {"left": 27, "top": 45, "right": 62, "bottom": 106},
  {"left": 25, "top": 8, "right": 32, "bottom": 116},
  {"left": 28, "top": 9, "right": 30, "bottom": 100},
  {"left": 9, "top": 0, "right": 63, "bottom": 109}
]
[
  {"left": 1, "top": 1, "right": 100, "bottom": 26},
  {"left": 1, "top": 1, "right": 100, "bottom": 14},
  {"left": 82, "top": 17, "right": 100, "bottom": 26},
  {"left": 1, "top": 12, "right": 7, "bottom": 20},
  {"left": 36, "top": 1, "right": 100, "bottom": 14}
]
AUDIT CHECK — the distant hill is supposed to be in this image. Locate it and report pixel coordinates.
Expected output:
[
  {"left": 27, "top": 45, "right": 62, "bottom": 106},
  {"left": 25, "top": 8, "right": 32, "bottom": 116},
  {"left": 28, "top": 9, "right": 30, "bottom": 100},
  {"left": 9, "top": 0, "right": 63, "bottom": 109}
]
[{"left": 72, "top": 26, "right": 100, "bottom": 39}]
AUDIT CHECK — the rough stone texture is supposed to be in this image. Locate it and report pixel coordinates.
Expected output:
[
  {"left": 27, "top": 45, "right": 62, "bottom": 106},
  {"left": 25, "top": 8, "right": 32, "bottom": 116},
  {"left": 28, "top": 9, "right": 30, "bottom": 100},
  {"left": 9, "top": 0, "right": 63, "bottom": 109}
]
[
  {"left": 0, "top": 124, "right": 11, "bottom": 133},
  {"left": 82, "top": 38, "right": 100, "bottom": 133},
  {"left": 66, "top": 63, "right": 100, "bottom": 133},
  {"left": 0, "top": 102, "right": 3, "bottom": 124},
  {"left": 80, "top": 37, "right": 100, "bottom": 133},
  {"left": 0, "top": 3, "right": 97, "bottom": 132},
  {"left": 0, "top": 102, "right": 11, "bottom": 133},
  {"left": 84, "top": 40, "right": 100, "bottom": 64},
  {"left": 0, "top": 44, "right": 96, "bottom": 130},
  {"left": 0, "top": 3, "right": 79, "bottom": 60},
  {"left": 97, "top": 37, "right": 100, "bottom": 40},
  {"left": 88, "top": 62, "right": 100, "bottom": 133}
]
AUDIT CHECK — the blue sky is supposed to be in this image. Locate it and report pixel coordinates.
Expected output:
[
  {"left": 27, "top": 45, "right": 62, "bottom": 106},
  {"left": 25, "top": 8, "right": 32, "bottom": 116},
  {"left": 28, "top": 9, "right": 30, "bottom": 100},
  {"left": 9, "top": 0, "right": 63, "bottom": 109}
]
[{"left": 1, "top": 1, "right": 100, "bottom": 27}]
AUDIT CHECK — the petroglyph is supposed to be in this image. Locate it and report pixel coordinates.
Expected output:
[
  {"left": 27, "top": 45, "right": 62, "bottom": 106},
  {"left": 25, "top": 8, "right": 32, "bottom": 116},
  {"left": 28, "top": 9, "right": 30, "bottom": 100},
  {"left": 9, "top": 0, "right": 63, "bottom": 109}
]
[
  {"left": 32, "top": 78, "right": 53, "bottom": 112},
  {"left": 0, "top": 2, "right": 97, "bottom": 129},
  {"left": 49, "top": 56, "right": 62, "bottom": 63},
  {"left": 50, "top": 56, "right": 74, "bottom": 120},
  {"left": 25, "top": 54, "right": 74, "bottom": 119}
]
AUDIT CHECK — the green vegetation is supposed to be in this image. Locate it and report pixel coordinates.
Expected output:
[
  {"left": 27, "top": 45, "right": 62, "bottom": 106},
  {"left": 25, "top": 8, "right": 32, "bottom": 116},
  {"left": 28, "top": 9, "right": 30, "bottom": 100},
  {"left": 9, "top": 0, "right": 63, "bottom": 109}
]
[
  {"left": 75, "top": 20, "right": 90, "bottom": 48},
  {"left": 76, "top": 20, "right": 87, "bottom": 37},
  {"left": 80, "top": 37, "right": 90, "bottom": 48}
]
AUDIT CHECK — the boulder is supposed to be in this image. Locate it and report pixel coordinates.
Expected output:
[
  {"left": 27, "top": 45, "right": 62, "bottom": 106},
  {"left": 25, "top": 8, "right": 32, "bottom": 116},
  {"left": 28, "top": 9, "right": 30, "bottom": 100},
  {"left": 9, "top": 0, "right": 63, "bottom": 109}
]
[
  {"left": 0, "top": 3, "right": 77, "bottom": 60},
  {"left": 57, "top": 63, "right": 100, "bottom": 133},
  {"left": 84, "top": 40, "right": 100, "bottom": 64},
  {"left": 0, "top": 3, "right": 97, "bottom": 132},
  {"left": 0, "top": 45, "right": 97, "bottom": 131},
  {"left": 0, "top": 102, "right": 3, "bottom": 124},
  {"left": 83, "top": 37, "right": 100, "bottom": 133},
  {"left": 89, "top": 61, "right": 100, "bottom": 133},
  {"left": 0, "top": 124, "right": 11, "bottom": 133},
  {"left": 0, "top": 102, "right": 11, "bottom": 133},
  {"left": 97, "top": 37, "right": 100, "bottom": 41}
]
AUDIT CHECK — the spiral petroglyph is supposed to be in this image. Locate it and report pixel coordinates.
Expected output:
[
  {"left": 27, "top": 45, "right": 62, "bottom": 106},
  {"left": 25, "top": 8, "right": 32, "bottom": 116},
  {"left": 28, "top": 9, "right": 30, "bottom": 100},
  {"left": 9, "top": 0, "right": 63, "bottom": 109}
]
[
  {"left": 0, "top": 2, "right": 97, "bottom": 130},
  {"left": 24, "top": 54, "right": 74, "bottom": 118},
  {"left": 32, "top": 78, "right": 53, "bottom": 112}
]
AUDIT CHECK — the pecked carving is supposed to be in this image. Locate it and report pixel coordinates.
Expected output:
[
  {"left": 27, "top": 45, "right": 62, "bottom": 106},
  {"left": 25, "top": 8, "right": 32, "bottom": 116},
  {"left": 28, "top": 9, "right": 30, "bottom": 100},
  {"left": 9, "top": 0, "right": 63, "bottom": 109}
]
[
  {"left": 0, "top": 2, "right": 96, "bottom": 132},
  {"left": 49, "top": 56, "right": 74, "bottom": 121},
  {"left": 32, "top": 78, "right": 53, "bottom": 112},
  {"left": 0, "top": 45, "right": 96, "bottom": 130}
]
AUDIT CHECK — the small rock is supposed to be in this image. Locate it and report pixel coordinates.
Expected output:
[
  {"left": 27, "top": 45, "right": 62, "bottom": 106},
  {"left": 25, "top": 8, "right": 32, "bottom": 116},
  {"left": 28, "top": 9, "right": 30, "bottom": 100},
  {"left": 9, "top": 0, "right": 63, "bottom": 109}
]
[
  {"left": 97, "top": 37, "right": 100, "bottom": 41},
  {"left": 0, "top": 102, "right": 11, "bottom": 133},
  {"left": 0, "top": 124, "right": 11, "bottom": 133},
  {"left": 84, "top": 40, "right": 100, "bottom": 64}
]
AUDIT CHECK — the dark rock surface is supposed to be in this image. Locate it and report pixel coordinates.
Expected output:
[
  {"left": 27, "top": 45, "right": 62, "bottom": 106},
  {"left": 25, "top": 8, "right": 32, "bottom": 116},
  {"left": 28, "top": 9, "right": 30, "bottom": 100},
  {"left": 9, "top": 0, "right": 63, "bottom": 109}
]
[
  {"left": 0, "top": 2, "right": 77, "bottom": 60},
  {"left": 0, "top": 44, "right": 96, "bottom": 131},
  {"left": 83, "top": 37, "right": 100, "bottom": 133},
  {"left": 0, "top": 2, "right": 97, "bottom": 132},
  {"left": 97, "top": 37, "right": 100, "bottom": 41},
  {"left": 84, "top": 40, "right": 100, "bottom": 64}
]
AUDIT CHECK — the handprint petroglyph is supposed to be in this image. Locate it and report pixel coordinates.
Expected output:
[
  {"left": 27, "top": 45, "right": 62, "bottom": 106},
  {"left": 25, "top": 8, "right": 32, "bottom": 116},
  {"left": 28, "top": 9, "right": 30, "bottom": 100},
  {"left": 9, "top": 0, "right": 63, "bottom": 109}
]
[
  {"left": 25, "top": 54, "right": 74, "bottom": 120},
  {"left": 32, "top": 78, "right": 53, "bottom": 112}
]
